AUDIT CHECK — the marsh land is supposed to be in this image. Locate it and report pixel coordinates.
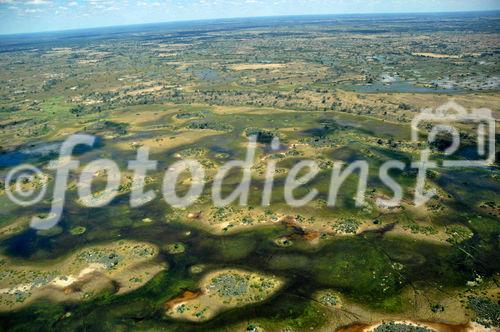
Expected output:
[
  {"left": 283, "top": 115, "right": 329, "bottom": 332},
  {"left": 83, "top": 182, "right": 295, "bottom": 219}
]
[{"left": 0, "top": 11, "right": 499, "bottom": 331}]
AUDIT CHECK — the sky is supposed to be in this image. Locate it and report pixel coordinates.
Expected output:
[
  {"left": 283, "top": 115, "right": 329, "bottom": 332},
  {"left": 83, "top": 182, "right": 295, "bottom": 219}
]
[{"left": 0, "top": 0, "right": 499, "bottom": 35}]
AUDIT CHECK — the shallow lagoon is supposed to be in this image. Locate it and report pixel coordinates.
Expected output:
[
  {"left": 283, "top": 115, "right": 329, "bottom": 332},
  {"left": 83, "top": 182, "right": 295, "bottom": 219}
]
[{"left": 0, "top": 104, "right": 498, "bottom": 330}]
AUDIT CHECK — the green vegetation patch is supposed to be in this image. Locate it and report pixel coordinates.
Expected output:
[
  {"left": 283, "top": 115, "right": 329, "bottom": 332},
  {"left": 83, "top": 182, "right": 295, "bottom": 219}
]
[
  {"left": 403, "top": 223, "right": 438, "bottom": 236},
  {"left": 76, "top": 249, "right": 123, "bottom": 268},
  {"left": 175, "top": 110, "right": 211, "bottom": 119},
  {"left": 374, "top": 322, "right": 435, "bottom": 332},
  {"left": 69, "top": 226, "right": 87, "bottom": 236},
  {"left": 274, "top": 237, "right": 293, "bottom": 248},
  {"left": 0, "top": 106, "right": 20, "bottom": 113},
  {"left": 187, "top": 120, "right": 233, "bottom": 131},
  {"left": 245, "top": 127, "right": 277, "bottom": 143},
  {"left": 445, "top": 224, "right": 473, "bottom": 244},
  {"left": 165, "top": 242, "right": 186, "bottom": 255},
  {"left": 333, "top": 218, "right": 361, "bottom": 234},
  {"left": 467, "top": 296, "right": 500, "bottom": 328},
  {"left": 312, "top": 240, "right": 406, "bottom": 304}
]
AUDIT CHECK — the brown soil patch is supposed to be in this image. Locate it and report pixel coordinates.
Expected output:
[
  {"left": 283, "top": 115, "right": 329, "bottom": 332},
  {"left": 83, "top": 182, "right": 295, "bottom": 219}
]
[
  {"left": 280, "top": 215, "right": 321, "bottom": 241},
  {"left": 302, "top": 230, "right": 321, "bottom": 241},
  {"left": 165, "top": 290, "right": 202, "bottom": 309}
]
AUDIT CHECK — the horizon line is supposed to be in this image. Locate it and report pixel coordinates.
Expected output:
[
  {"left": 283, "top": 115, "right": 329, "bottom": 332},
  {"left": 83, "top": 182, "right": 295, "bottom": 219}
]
[{"left": 1, "top": 8, "right": 499, "bottom": 37}]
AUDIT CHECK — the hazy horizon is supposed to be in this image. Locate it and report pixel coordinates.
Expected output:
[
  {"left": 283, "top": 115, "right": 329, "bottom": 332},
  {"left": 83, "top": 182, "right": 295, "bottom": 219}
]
[
  {"left": 1, "top": 9, "right": 499, "bottom": 37},
  {"left": 1, "top": 0, "right": 499, "bottom": 35}
]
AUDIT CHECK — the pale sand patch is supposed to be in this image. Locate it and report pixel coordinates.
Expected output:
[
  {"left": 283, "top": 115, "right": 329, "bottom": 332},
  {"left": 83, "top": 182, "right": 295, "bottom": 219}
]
[
  {"left": 158, "top": 53, "right": 178, "bottom": 58},
  {"left": 112, "top": 130, "right": 220, "bottom": 153},
  {"left": 110, "top": 109, "right": 173, "bottom": 126},
  {"left": 126, "top": 85, "right": 163, "bottom": 96},
  {"left": 154, "top": 43, "right": 190, "bottom": 50},
  {"left": 43, "top": 48, "right": 73, "bottom": 57},
  {"left": 50, "top": 47, "right": 73, "bottom": 53},
  {"left": 77, "top": 59, "right": 99, "bottom": 65},
  {"left": 211, "top": 104, "right": 300, "bottom": 115},
  {"left": 0, "top": 263, "right": 106, "bottom": 295},
  {"left": 82, "top": 99, "right": 103, "bottom": 105},
  {"left": 230, "top": 63, "right": 287, "bottom": 71},
  {"left": 50, "top": 263, "right": 105, "bottom": 288},
  {"left": 412, "top": 52, "right": 461, "bottom": 59}
]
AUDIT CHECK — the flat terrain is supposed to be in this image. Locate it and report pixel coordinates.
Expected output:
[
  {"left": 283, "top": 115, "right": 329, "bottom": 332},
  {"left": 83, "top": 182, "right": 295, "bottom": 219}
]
[{"left": 0, "top": 12, "right": 499, "bottom": 331}]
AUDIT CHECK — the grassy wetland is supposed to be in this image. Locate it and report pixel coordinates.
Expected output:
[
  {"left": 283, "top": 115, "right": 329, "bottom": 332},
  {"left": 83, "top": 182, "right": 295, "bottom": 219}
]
[{"left": 0, "top": 11, "right": 499, "bottom": 332}]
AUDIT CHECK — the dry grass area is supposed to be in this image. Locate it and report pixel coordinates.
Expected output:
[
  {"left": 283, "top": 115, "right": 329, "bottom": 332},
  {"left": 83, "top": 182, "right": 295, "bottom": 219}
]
[
  {"left": 110, "top": 109, "right": 171, "bottom": 126},
  {"left": 395, "top": 93, "right": 500, "bottom": 120},
  {"left": 211, "top": 104, "right": 300, "bottom": 115},
  {"left": 126, "top": 85, "right": 164, "bottom": 96},
  {"left": 0, "top": 241, "right": 165, "bottom": 311},
  {"left": 0, "top": 216, "right": 31, "bottom": 240},
  {"left": 333, "top": 90, "right": 500, "bottom": 126},
  {"left": 76, "top": 59, "right": 100, "bottom": 65},
  {"left": 315, "top": 286, "right": 474, "bottom": 332},
  {"left": 412, "top": 52, "right": 461, "bottom": 59},
  {"left": 230, "top": 63, "right": 287, "bottom": 71},
  {"left": 112, "top": 129, "right": 220, "bottom": 153}
]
